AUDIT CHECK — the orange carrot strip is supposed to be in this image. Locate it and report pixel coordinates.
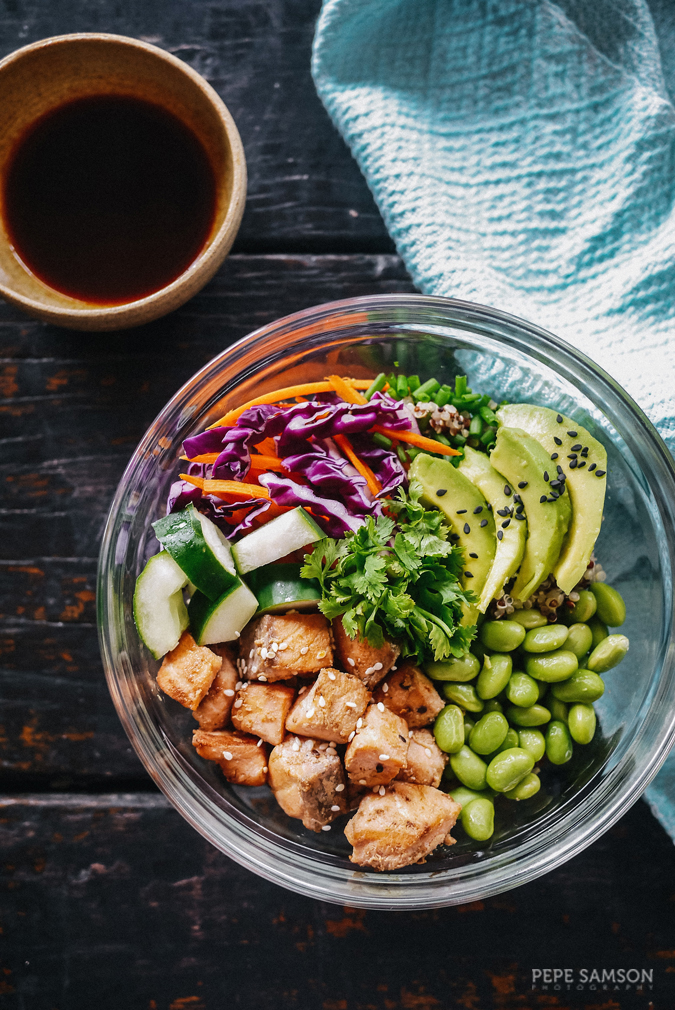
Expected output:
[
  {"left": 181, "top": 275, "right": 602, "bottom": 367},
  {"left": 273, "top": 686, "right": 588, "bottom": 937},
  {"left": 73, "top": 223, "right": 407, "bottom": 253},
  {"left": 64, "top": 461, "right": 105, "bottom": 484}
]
[
  {"left": 370, "top": 426, "right": 461, "bottom": 457},
  {"left": 209, "top": 379, "right": 372, "bottom": 428},
  {"left": 333, "top": 433, "right": 382, "bottom": 497},
  {"left": 180, "top": 474, "right": 271, "bottom": 500},
  {"left": 247, "top": 454, "right": 286, "bottom": 472},
  {"left": 255, "top": 437, "right": 279, "bottom": 456},
  {"left": 327, "top": 374, "right": 367, "bottom": 405},
  {"left": 181, "top": 452, "right": 219, "bottom": 463}
]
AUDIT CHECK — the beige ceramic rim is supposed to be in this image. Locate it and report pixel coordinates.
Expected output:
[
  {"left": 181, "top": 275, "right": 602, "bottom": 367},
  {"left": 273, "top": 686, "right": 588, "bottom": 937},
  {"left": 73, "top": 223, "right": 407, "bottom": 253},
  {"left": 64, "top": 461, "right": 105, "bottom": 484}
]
[{"left": 0, "top": 34, "right": 247, "bottom": 331}]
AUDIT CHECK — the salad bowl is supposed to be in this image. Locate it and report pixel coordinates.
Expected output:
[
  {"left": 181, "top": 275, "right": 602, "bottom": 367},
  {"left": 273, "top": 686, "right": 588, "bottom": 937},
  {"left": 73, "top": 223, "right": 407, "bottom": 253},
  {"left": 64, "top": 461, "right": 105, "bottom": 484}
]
[{"left": 98, "top": 294, "right": 675, "bottom": 908}]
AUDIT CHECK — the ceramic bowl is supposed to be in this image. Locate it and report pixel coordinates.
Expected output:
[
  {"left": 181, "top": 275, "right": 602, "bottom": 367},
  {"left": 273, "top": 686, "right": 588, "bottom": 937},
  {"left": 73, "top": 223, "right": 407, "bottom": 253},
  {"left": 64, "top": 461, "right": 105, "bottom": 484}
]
[{"left": 0, "top": 33, "right": 246, "bottom": 331}]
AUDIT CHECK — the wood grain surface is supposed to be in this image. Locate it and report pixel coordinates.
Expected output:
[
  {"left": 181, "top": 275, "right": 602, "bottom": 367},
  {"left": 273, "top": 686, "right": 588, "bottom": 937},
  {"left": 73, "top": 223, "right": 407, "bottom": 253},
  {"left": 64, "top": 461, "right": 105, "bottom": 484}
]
[{"left": 0, "top": 2, "right": 674, "bottom": 1007}]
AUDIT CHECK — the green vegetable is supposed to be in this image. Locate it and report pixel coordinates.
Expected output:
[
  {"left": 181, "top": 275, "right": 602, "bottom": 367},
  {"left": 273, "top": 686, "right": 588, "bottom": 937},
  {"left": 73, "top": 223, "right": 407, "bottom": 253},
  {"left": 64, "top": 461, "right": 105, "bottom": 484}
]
[
  {"left": 568, "top": 703, "right": 597, "bottom": 744},
  {"left": 365, "top": 372, "right": 387, "bottom": 400},
  {"left": 442, "top": 682, "right": 484, "bottom": 712},
  {"left": 546, "top": 720, "right": 574, "bottom": 765},
  {"left": 480, "top": 620, "right": 526, "bottom": 653},
  {"left": 522, "top": 624, "right": 569, "bottom": 653},
  {"left": 476, "top": 653, "right": 513, "bottom": 699},
  {"left": 524, "top": 649, "right": 579, "bottom": 682},
  {"left": 301, "top": 486, "right": 475, "bottom": 663},
  {"left": 568, "top": 589, "right": 597, "bottom": 623},
  {"left": 510, "top": 609, "right": 548, "bottom": 629},
  {"left": 587, "top": 634, "right": 629, "bottom": 673},
  {"left": 590, "top": 583, "right": 626, "bottom": 627},
  {"left": 461, "top": 798, "right": 495, "bottom": 840},
  {"left": 469, "top": 712, "right": 509, "bottom": 755},
  {"left": 425, "top": 653, "right": 480, "bottom": 682},
  {"left": 450, "top": 745, "right": 489, "bottom": 791},
  {"left": 506, "top": 704, "right": 551, "bottom": 727},
  {"left": 434, "top": 705, "right": 465, "bottom": 753},
  {"left": 504, "top": 672, "right": 540, "bottom": 708},
  {"left": 486, "top": 747, "right": 535, "bottom": 792},
  {"left": 504, "top": 772, "right": 541, "bottom": 800},
  {"left": 551, "top": 670, "right": 605, "bottom": 704},
  {"left": 517, "top": 729, "right": 546, "bottom": 762},
  {"left": 565, "top": 623, "right": 593, "bottom": 659}
]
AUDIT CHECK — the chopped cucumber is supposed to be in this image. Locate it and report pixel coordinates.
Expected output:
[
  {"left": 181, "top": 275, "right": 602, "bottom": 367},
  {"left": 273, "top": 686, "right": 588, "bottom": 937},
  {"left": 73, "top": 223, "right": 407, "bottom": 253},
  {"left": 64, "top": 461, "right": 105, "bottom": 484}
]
[
  {"left": 133, "top": 551, "right": 189, "bottom": 660},
  {"left": 153, "top": 504, "right": 237, "bottom": 601},
  {"left": 246, "top": 563, "right": 321, "bottom": 614},
  {"left": 188, "top": 579, "right": 259, "bottom": 645},
  {"left": 231, "top": 506, "right": 324, "bottom": 574}
]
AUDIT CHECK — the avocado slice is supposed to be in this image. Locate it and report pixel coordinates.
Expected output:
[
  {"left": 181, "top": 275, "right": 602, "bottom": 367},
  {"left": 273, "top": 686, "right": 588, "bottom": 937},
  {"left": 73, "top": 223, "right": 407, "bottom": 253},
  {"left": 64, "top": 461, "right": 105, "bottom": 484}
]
[
  {"left": 409, "top": 453, "right": 496, "bottom": 626},
  {"left": 459, "top": 446, "right": 527, "bottom": 611},
  {"left": 489, "top": 427, "right": 571, "bottom": 602},
  {"left": 497, "top": 404, "right": 607, "bottom": 594}
]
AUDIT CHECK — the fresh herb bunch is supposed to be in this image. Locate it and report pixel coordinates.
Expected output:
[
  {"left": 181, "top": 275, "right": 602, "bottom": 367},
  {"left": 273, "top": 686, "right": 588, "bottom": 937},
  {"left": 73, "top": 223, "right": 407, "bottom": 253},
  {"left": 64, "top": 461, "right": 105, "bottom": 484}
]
[{"left": 301, "top": 486, "right": 476, "bottom": 663}]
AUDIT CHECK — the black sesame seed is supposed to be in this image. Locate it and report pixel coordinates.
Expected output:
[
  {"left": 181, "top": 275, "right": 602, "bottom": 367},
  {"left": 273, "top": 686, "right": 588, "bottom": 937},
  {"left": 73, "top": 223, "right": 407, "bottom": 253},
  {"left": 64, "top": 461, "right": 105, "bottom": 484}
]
[
  {"left": 569, "top": 459, "right": 578, "bottom": 469},
  {"left": 549, "top": 479, "right": 561, "bottom": 488},
  {"left": 571, "top": 443, "right": 582, "bottom": 452},
  {"left": 543, "top": 471, "right": 549, "bottom": 481},
  {"left": 580, "top": 447, "right": 589, "bottom": 457},
  {"left": 553, "top": 436, "right": 562, "bottom": 446},
  {"left": 595, "top": 469, "right": 606, "bottom": 477},
  {"left": 469, "top": 552, "right": 478, "bottom": 559},
  {"left": 567, "top": 430, "right": 578, "bottom": 437},
  {"left": 504, "top": 485, "right": 512, "bottom": 496},
  {"left": 577, "top": 460, "right": 586, "bottom": 468},
  {"left": 551, "top": 452, "right": 559, "bottom": 460},
  {"left": 567, "top": 454, "right": 577, "bottom": 459},
  {"left": 496, "top": 508, "right": 509, "bottom": 517},
  {"left": 515, "top": 512, "right": 526, "bottom": 520},
  {"left": 549, "top": 490, "right": 560, "bottom": 498},
  {"left": 540, "top": 495, "right": 548, "bottom": 503},
  {"left": 497, "top": 530, "right": 504, "bottom": 540},
  {"left": 464, "top": 571, "right": 474, "bottom": 578},
  {"left": 515, "top": 503, "right": 524, "bottom": 513},
  {"left": 547, "top": 496, "right": 558, "bottom": 502},
  {"left": 588, "top": 463, "right": 597, "bottom": 472},
  {"left": 480, "top": 518, "right": 488, "bottom": 527},
  {"left": 487, "top": 503, "right": 493, "bottom": 511},
  {"left": 518, "top": 481, "right": 528, "bottom": 488},
  {"left": 513, "top": 494, "right": 522, "bottom": 503},
  {"left": 502, "top": 519, "right": 511, "bottom": 528},
  {"left": 463, "top": 523, "right": 471, "bottom": 534},
  {"left": 436, "top": 488, "right": 448, "bottom": 496},
  {"left": 473, "top": 506, "right": 483, "bottom": 514},
  {"left": 450, "top": 533, "right": 460, "bottom": 541},
  {"left": 557, "top": 465, "right": 564, "bottom": 474},
  {"left": 456, "top": 509, "right": 467, "bottom": 514},
  {"left": 556, "top": 414, "right": 563, "bottom": 423}
]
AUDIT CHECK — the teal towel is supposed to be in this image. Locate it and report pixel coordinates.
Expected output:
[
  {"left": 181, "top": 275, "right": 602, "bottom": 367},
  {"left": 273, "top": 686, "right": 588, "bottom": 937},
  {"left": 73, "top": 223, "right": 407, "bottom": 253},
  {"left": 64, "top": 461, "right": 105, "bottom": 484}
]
[{"left": 312, "top": 0, "right": 675, "bottom": 839}]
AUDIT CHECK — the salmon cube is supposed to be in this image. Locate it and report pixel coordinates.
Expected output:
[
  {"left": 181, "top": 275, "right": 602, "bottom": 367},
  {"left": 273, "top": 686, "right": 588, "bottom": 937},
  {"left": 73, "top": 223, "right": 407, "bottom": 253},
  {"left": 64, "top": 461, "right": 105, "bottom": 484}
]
[
  {"left": 192, "top": 645, "right": 238, "bottom": 730},
  {"left": 157, "top": 631, "right": 221, "bottom": 710},
  {"left": 397, "top": 729, "right": 447, "bottom": 787},
  {"left": 192, "top": 728, "right": 268, "bottom": 786},
  {"left": 239, "top": 613, "right": 333, "bottom": 681},
  {"left": 268, "top": 735, "right": 348, "bottom": 831},
  {"left": 231, "top": 682, "right": 296, "bottom": 745},
  {"left": 373, "top": 662, "right": 444, "bottom": 728},
  {"left": 344, "top": 704, "right": 408, "bottom": 786},
  {"left": 344, "top": 782, "right": 460, "bottom": 870},
  {"left": 332, "top": 619, "right": 399, "bottom": 688},
  {"left": 285, "top": 667, "right": 370, "bottom": 744}
]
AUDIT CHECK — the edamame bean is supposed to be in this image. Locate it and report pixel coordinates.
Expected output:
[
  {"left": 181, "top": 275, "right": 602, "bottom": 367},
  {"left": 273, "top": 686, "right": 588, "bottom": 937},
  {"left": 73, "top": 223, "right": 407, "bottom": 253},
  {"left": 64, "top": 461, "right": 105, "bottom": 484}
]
[
  {"left": 546, "top": 720, "right": 574, "bottom": 765},
  {"left": 505, "top": 672, "right": 540, "bottom": 708},
  {"left": 461, "top": 798, "right": 495, "bottom": 841},
  {"left": 547, "top": 695, "right": 569, "bottom": 723},
  {"left": 523, "top": 624, "right": 569, "bottom": 653},
  {"left": 525, "top": 650, "right": 578, "bottom": 682},
  {"left": 568, "top": 703, "right": 597, "bottom": 745},
  {"left": 480, "top": 620, "right": 526, "bottom": 653},
  {"left": 433, "top": 705, "right": 465, "bottom": 753},
  {"left": 486, "top": 747, "right": 535, "bottom": 792},
  {"left": 551, "top": 670, "right": 605, "bottom": 704},
  {"left": 463, "top": 716, "right": 476, "bottom": 742},
  {"left": 442, "top": 682, "right": 484, "bottom": 712},
  {"left": 518, "top": 729, "right": 546, "bottom": 762},
  {"left": 588, "top": 616, "right": 609, "bottom": 649},
  {"left": 510, "top": 609, "right": 548, "bottom": 629},
  {"left": 426, "top": 653, "right": 480, "bottom": 682},
  {"left": 504, "top": 772, "right": 541, "bottom": 800},
  {"left": 496, "top": 728, "right": 520, "bottom": 754},
  {"left": 568, "top": 589, "right": 597, "bottom": 623},
  {"left": 450, "top": 745, "right": 488, "bottom": 791},
  {"left": 470, "top": 712, "right": 509, "bottom": 755},
  {"left": 537, "top": 680, "right": 548, "bottom": 701},
  {"left": 587, "top": 634, "right": 630, "bottom": 673},
  {"left": 447, "top": 785, "right": 493, "bottom": 806},
  {"left": 590, "top": 583, "right": 626, "bottom": 627},
  {"left": 476, "top": 653, "right": 512, "bottom": 699},
  {"left": 483, "top": 699, "right": 504, "bottom": 713},
  {"left": 506, "top": 704, "right": 551, "bottom": 727},
  {"left": 565, "top": 622, "right": 593, "bottom": 660}
]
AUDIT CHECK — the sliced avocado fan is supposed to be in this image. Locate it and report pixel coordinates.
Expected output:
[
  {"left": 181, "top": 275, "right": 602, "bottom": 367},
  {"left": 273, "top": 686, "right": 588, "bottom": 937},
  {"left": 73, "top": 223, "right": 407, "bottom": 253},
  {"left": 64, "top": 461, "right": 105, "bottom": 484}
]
[
  {"left": 490, "top": 427, "right": 571, "bottom": 602},
  {"left": 459, "top": 446, "right": 527, "bottom": 612},
  {"left": 409, "top": 453, "right": 496, "bottom": 627},
  {"left": 497, "top": 404, "right": 607, "bottom": 594}
]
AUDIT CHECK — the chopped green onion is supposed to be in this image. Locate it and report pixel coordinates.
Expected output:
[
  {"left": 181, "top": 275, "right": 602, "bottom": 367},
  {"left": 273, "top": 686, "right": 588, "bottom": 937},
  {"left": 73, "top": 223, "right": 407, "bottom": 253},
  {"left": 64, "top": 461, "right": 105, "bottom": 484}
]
[
  {"left": 407, "top": 374, "right": 421, "bottom": 393},
  {"left": 469, "top": 415, "right": 484, "bottom": 437},
  {"left": 372, "top": 432, "right": 393, "bottom": 450},
  {"left": 434, "top": 433, "right": 452, "bottom": 447},
  {"left": 365, "top": 373, "right": 387, "bottom": 400},
  {"left": 407, "top": 446, "right": 421, "bottom": 460},
  {"left": 452, "top": 434, "right": 467, "bottom": 447},
  {"left": 413, "top": 377, "right": 441, "bottom": 401},
  {"left": 396, "top": 374, "right": 410, "bottom": 399},
  {"left": 480, "top": 426, "right": 496, "bottom": 445},
  {"left": 397, "top": 446, "right": 409, "bottom": 465},
  {"left": 433, "top": 386, "right": 452, "bottom": 407},
  {"left": 479, "top": 405, "right": 497, "bottom": 424},
  {"left": 454, "top": 376, "right": 468, "bottom": 397}
]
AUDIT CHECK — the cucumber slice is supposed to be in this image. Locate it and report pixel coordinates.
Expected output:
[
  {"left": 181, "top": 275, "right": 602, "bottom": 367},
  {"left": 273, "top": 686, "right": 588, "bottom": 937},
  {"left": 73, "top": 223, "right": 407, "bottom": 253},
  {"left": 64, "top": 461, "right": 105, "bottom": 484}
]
[
  {"left": 246, "top": 563, "right": 321, "bottom": 614},
  {"left": 133, "top": 551, "right": 189, "bottom": 660},
  {"left": 231, "top": 506, "right": 325, "bottom": 575},
  {"left": 188, "top": 579, "right": 259, "bottom": 645},
  {"left": 153, "top": 504, "right": 237, "bottom": 601}
]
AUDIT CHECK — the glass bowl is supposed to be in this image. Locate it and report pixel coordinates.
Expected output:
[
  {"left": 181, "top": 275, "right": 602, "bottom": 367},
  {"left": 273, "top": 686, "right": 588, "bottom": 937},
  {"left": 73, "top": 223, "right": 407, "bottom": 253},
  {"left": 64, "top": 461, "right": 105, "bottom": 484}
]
[{"left": 97, "top": 294, "right": 675, "bottom": 909}]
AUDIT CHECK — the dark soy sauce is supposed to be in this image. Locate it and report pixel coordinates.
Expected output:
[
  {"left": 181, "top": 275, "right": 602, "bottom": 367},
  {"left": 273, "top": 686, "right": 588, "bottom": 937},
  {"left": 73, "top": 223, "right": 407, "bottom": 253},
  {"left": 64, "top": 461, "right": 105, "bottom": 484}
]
[{"left": 3, "top": 95, "right": 217, "bottom": 304}]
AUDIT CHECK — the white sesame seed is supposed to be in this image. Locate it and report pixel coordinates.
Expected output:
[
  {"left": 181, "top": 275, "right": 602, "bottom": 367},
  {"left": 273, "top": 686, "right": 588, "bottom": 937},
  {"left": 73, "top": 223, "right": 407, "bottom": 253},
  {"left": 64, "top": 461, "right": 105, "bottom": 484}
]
[
  {"left": 317, "top": 650, "right": 327, "bottom": 659},
  {"left": 260, "top": 647, "right": 268, "bottom": 660},
  {"left": 319, "top": 696, "right": 326, "bottom": 707},
  {"left": 298, "top": 686, "right": 307, "bottom": 694},
  {"left": 249, "top": 650, "right": 254, "bottom": 659},
  {"left": 409, "top": 729, "right": 414, "bottom": 737},
  {"left": 257, "top": 738, "right": 263, "bottom": 747},
  {"left": 331, "top": 804, "right": 341, "bottom": 812},
  {"left": 377, "top": 702, "right": 385, "bottom": 712},
  {"left": 262, "top": 766, "right": 268, "bottom": 773},
  {"left": 326, "top": 747, "right": 337, "bottom": 756},
  {"left": 241, "top": 681, "right": 249, "bottom": 689},
  {"left": 307, "top": 707, "right": 316, "bottom": 718},
  {"left": 382, "top": 683, "right": 389, "bottom": 693},
  {"left": 278, "top": 641, "right": 288, "bottom": 650},
  {"left": 233, "top": 699, "right": 243, "bottom": 709},
  {"left": 348, "top": 731, "right": 355, "bottom": 742},
  {"left": 373, "top": 662, "right": 383, "bottom": 671},
  {"left": 356, "top": 718, "right": 363, "bottom": 728},
  {"left": 271, "top": 642, "right": 279, "bottom": 652},
  {"left": 335, "top": 783, "right": 345, "bottom": 792},
  {"left": 224, "top": 689, "right": 235, "bottom": 697},
  {"left": 328, "top": 671, "right": 336, "bottom": 680},
  {"left": 347, "top": 658, "right": 355, "bottom": 667},
  {"left": 321, "top": 825, "right": 331, "bottom": 831},
  {"left": 359, "top": 779, "right": 367, "bottom": 785},
  {"left": 258, "top": 675, "right": 267, "bottom": 682},
  {"left": 329, "top": 742, "right": 337, "bottom": 747},
  {"left": 318, "top": 742, "right": 328, "bottom": 750},
  {"left": 292, "top": 739, "right": 301, "bottom": 751},
  {"left": 345, "top": 701, "right": 357, "bottom": 709},
  {"left": 391, "top": 665, "right": 397, "bottom": 671},
  {"left": 378, "top": 786, "right": 385, "bottom": 796},
  {"left": 379, "top": 754, "right": 390, "bottom": 761},
  {"left": 364, "top": 666, "right": 375, "bottom": 676},
  {"left": 222, "top": 751, "right": 233, "bottom": 761},
  {"left": 425, "top": 748, "right": 432, "bottom": 757},
  {"left": 300, "top": 646, "right": 309, "bottom": 655}
]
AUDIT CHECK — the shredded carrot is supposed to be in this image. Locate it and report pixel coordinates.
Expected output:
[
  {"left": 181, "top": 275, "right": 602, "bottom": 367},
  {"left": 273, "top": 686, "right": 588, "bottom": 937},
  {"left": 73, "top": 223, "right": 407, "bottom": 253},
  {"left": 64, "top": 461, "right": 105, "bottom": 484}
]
[
  {"left": 247, "top": 454, "right": 286, "bottom": 472},
  {"left": 370, "top": 425, "right": 461, "bottom": 457},
  {"left": 181, "top": 452, "right": 219, "bottom": 463},
  {"left": 328, "top": 374, "right": 368, "bottom": 405},
  {"left": 255, "top": 437, "right": 279, "bottom": 456},
  {"left": 209, "top": 379, "right": 372, "bottom": 428},
  {"left": 180, "top": 474, "right": 271, "bottom": 500},
  {"left": 333, "top": 433, "right": 382, "bottom": 496}
]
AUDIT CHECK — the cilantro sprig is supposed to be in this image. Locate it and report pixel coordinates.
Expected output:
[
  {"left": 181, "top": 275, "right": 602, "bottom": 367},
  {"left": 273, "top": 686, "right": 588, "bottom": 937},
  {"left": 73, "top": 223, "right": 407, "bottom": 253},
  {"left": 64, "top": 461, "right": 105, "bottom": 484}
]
[{"left": 301, "top": 486, "right": 476, "bottom": 663}]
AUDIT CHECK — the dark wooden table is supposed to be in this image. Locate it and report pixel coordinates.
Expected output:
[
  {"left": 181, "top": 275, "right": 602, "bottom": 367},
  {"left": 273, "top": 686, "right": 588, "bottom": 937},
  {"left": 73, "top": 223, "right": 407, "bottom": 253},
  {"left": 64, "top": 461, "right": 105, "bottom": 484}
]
[{"left": 1, "top": 2, "right": 673, "bottom": 1007}]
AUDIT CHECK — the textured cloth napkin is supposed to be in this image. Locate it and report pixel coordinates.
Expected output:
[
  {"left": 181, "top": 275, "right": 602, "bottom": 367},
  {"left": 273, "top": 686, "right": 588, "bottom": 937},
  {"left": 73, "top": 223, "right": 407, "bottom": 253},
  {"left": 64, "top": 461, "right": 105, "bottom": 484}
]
[{"left": 312, "top": 0, "right": 675, "bottom": 839}]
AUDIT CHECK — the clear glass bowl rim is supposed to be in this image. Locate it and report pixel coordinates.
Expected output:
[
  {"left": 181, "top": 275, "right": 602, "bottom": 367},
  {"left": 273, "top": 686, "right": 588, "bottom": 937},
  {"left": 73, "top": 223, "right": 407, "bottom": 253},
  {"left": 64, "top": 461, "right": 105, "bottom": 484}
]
[{"left": 98, "top": 293, "right": 675, "bottom": 909}]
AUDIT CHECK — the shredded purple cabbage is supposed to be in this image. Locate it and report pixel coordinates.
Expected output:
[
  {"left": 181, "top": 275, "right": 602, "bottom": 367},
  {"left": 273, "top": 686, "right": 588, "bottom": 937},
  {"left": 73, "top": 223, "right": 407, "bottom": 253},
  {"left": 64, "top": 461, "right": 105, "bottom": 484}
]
[
  {"left": 282, "top": 437, "right": 378, "bottom": 516},
  {"left": 349, "top": 433, "right": 408, "bottom": 498},
  {"left": 258, "top": 473, "right": 364, "bottom": 537}
]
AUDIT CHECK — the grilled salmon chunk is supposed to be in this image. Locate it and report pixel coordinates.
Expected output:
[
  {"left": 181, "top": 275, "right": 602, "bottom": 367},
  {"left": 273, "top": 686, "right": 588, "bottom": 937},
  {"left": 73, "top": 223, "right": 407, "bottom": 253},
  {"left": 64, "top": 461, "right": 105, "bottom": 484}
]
[
  {"left": 373, "top": 662, "right": 444, "bottom": 728},
  {"left": 285, "top": 667, "right": 370, "bottom": 744},
  {"left": 192, "top": 728, "right": 268, "bottom": 786},
  {"left": 192, "top": 644, "right": 238, "bottom": 730},
  {"left": 344, "top": 703, "right": 409, "bottom": 786},
  {"left": 397, "top": 728, "right": 447, "bottom": 787},
  {"left": 239, "top": 613, "right": 333, "bottom": 681},
  {"left": 332, "top": 619, "right": 399, "bottom": 689},
  {"left": 231, "top": 682, "right": 296, "bottom": 745},
  {"left": 157, "top": 631, "right": 221, "bottom": 710},
  {"left": 268, "top": 735, "right": 349, "bottom": 831}
]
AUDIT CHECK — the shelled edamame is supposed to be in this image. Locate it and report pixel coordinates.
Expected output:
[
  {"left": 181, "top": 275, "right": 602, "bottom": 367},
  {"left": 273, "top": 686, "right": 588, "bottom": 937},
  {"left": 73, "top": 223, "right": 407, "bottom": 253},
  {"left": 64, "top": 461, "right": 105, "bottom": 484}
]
[{"left": 429, "top": 581, "right": 629, "bottom": 843}]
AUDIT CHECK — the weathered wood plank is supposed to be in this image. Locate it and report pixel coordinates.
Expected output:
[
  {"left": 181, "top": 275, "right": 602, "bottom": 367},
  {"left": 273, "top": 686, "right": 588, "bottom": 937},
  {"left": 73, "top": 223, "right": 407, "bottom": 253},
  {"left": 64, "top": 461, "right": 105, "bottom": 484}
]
[
  {"left": 0, "top": 794, "right": 672, "bottom": 1009},
  {"left": 0, "top": 1, "right": 392, "bottom": 252}
]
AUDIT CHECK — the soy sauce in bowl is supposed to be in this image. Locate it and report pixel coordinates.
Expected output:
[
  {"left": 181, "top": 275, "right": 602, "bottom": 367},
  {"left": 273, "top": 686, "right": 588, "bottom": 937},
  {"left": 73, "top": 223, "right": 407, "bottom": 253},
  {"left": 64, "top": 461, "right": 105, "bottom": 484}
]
[{"left": 3, "top": 94, "right": 217, "bottom": 305}]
